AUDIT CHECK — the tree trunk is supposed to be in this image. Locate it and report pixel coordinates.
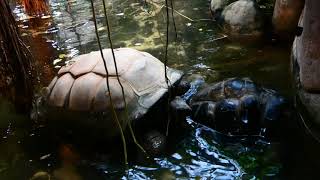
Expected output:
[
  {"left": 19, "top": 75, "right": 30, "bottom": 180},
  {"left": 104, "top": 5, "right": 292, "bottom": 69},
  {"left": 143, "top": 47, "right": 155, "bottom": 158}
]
[
  {"left": 0, "top": 0, "right": 34, "bottom": 113},
  {"left": 272, "top": 0, "right": 305, "bottom": 41}
]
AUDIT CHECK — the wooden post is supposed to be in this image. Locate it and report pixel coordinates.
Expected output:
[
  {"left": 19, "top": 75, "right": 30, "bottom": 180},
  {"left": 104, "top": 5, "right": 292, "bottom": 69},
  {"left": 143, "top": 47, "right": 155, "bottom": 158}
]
[
  {"left": 0, "top": 0, "right": 34, "bottom": 113},
  {"left": 272, "top": 0, "right": 305, "bottom": 40}
]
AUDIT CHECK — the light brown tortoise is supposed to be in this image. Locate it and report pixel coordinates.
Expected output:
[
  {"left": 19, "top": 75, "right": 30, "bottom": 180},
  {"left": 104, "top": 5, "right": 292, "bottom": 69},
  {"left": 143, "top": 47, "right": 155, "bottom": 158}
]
[{"left": 44, "top": 48, "right": 185, "bottom": 140}]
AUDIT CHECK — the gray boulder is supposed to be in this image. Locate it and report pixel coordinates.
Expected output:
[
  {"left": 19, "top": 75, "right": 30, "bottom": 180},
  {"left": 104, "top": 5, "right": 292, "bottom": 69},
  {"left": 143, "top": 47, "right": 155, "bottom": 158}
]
[
  {"left": 221, "top": 0, "right": 263, "bottom": 37},
  {"left": 210, "top": 0, "right": 236, "bottom": 14}
]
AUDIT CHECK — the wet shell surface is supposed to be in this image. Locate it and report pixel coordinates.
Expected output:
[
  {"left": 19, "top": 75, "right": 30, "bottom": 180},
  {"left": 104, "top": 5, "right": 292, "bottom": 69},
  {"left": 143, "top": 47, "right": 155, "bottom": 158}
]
[{"left": 190, "top": 78, "right": 286, "bottom": 136}]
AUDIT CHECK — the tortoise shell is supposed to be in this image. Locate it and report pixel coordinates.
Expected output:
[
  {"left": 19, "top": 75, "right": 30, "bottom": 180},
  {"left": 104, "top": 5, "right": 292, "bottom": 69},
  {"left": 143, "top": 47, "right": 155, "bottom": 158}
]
[
  {"left": 190, "top": 78, "right": 286, "bottom": 136},
  {"left": 46, "top": 48, "right": 182, "bottom": 123}
]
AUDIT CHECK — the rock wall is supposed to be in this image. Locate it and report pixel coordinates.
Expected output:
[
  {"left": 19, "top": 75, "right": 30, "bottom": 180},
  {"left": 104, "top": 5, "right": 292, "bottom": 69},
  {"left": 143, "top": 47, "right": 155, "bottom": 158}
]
[
  {"left": 292, "top": 0, "right": 320, "bottom": 126},
  {"left": 296, "top": 0, "right": 320, "bottom": 91}
]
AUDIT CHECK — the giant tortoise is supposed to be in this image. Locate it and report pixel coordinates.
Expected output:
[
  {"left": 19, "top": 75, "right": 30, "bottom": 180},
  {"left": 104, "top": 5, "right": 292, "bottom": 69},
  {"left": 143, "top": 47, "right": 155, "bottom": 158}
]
[
  {"left": 44, "top": 48, "right": 187, "bottom": 143},
  {"left": 190, "top": 78, "right": 288, "bottom": 138}
]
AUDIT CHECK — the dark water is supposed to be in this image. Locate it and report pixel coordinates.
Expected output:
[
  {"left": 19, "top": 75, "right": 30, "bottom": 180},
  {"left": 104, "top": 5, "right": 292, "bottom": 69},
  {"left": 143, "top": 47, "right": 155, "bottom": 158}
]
[{"left": 1, "top": 0, "right": 320, "bottom": 179}]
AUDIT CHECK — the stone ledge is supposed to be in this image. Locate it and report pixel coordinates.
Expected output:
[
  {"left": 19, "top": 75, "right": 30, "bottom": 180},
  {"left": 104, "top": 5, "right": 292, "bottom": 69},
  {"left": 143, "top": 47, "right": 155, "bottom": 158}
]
[{"left": 298, "top": 90, "right": 320, "bottom": 126}]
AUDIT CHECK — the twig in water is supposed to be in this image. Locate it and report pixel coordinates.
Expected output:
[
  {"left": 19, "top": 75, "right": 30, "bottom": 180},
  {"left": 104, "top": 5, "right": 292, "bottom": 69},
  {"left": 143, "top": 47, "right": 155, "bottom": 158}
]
[
  {"left": 147, "top": 0, "right": 195, "bottom": 22},
  {"left": 212, "top": 34, "right": 228, "bottom": 41}
]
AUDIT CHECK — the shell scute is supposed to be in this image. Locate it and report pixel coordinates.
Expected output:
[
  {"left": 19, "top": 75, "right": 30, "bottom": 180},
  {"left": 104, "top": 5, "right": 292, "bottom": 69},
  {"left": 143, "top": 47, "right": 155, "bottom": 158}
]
[
  {"left": 69, "top": 53, "right": 99, "bottom": 77},
  {"left": 49, "top": 73, "right": 75, "bottom": 107},
  {"left": 68, "top": 72, "right": 103, "bottom": 111},
  {"left": 92, "top": 78, "right": 136, "bottom": 112},
  {"left": 47, "top": 48, "right": 183, "bottom": 113},
  {"left": 91, "top": 48, "right": 140, "bottom": 76}
]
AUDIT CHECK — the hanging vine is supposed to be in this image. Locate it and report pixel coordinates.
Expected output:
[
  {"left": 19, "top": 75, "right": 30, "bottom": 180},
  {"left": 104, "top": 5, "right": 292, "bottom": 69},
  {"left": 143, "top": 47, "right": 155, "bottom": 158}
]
[
  {"left": 101, "top": 0, "right": 147, "bottom": 156},
  {"left": 89, "top": 0, "right": 128, "bottom": 165},
  {"left": 170, "top": 0, "right": 177, "bottom": 41},
  {"left": 164, "top": 0, "right": 172, "bottom": 136},
  {"left": 90, "top": 0, "right": 175, "bottom": 163}
]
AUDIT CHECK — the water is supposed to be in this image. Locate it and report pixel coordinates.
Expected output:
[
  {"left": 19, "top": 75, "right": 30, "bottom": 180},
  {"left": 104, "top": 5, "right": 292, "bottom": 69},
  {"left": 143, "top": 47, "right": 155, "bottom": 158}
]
[
  {"left": 1, "top": 0, "right": 318, "bottom": 179},
  {"left": 13, "top": 0, "right": 291, "bottom": 93}
]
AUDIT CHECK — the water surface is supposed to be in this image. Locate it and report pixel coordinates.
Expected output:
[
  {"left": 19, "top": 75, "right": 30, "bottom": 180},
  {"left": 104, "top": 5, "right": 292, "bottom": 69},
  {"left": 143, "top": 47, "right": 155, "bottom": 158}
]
[{"left": 0, "top": 0, "right": 309, "bottom": 179}]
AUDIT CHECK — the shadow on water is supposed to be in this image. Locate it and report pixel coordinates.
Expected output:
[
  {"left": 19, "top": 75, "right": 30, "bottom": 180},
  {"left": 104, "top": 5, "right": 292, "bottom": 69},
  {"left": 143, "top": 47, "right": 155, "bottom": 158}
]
[{"left": 1, "top": 0, "right": 320, "bottom": 179}]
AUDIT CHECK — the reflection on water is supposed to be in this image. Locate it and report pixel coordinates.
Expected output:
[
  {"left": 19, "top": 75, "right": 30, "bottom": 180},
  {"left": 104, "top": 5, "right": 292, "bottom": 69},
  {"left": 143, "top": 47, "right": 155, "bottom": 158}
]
[
  {"left": 0, "top": 112, "right": 282, "bottom": 179},
  {"left": 0, "top": 0, "right": 297, "bottom": 179},
  {"left": 84, "top": 119, "right": 245, "bottom": 179}
]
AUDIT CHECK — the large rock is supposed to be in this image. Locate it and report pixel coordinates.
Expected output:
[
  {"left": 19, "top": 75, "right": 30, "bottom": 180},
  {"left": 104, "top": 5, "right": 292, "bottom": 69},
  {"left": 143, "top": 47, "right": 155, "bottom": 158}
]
[
  {"left": 292, "top": 0, "right": 320, "bottom": 127},
  {"left": 293, "top": 36, "right": 320, "bottom": 127},
  {"left": 220, "top": 0, "right": 263, "bottom": 37},
  {"left": 210, "top": 0, "right": 236, "bottom": 14},
  {"left": 294, "top": 1, "right": 320, "bottom": 91}
]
